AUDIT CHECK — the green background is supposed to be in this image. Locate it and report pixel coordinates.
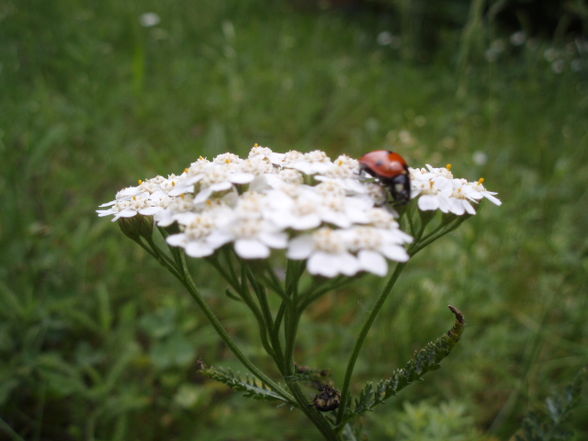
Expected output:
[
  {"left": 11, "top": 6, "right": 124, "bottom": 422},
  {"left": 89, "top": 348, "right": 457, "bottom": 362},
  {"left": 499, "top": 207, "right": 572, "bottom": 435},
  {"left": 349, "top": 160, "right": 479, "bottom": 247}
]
[{"left": 1, "top": 0, "right": 587, "bottom": 439}]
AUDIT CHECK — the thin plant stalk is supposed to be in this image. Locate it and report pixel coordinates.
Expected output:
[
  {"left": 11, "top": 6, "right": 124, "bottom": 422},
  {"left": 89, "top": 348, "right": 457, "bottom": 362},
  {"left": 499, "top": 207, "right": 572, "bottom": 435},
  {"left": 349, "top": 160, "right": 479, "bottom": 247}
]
[{"left": 335, "top": 262, "right": 407, "bottom": 426}]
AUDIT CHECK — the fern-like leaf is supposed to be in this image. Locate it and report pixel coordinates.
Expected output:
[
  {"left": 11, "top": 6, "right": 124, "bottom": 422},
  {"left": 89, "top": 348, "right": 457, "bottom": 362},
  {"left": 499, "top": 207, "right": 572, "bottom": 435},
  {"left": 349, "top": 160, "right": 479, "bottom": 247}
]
[
  {"left": 197, "top": 363, "right": 288, "bottom": 404},
  {"left": 514, "top": 366, "right": 587, "bottom": 441},
  {"left": 351, "top": 305, "right": 465, "bottom": 417}
]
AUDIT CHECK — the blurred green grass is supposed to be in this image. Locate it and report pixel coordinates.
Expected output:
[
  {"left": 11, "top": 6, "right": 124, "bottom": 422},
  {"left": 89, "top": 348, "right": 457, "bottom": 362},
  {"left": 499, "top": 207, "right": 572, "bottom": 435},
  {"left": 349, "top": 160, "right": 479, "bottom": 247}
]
[{"left": 1, "top": 0, "right": 587, "bottom": 440}]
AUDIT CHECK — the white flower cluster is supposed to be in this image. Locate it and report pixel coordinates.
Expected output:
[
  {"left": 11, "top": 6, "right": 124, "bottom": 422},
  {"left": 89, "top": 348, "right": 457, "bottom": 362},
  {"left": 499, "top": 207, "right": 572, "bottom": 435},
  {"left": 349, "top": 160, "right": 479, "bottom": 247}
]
[
  {"left": 410, "top": 164, "right": 502, "bottom": 215},
  {"left": 98, "top": 147, "right": 500, "bottom": 277}
]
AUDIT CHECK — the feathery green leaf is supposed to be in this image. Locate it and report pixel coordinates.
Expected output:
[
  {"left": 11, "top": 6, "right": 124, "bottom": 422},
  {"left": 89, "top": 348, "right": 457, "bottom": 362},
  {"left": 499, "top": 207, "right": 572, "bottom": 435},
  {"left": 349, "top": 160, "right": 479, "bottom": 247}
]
[
  {"left": 198, "top": 364, "right": 289, "bottom": 404},
  {"left": 350, "top": 305, "right": 465, "bottom": 417}
]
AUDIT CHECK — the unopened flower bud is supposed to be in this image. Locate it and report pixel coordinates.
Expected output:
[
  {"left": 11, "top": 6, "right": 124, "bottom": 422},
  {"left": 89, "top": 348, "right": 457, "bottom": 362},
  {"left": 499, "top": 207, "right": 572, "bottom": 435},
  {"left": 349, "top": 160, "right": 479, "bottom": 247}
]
[{"left": 118, "top": 215, "right": 153, "bottom": 241}]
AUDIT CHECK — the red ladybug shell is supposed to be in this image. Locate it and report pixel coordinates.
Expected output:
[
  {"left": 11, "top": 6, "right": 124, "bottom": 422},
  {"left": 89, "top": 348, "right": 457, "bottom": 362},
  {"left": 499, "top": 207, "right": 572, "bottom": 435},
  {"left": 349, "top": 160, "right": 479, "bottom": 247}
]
[{"left": 358, "top": 150, "right": 408, "bottom": 179}]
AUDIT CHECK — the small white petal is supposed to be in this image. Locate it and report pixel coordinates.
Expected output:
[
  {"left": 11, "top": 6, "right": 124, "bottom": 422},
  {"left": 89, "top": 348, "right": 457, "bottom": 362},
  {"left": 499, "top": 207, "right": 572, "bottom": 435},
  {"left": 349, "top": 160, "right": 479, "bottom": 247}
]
[
  {"left": 118, "top": 187, "right": 142, "bottom": 198},
  {"left": 382, "top": 229, "right": 413, "bottom": 244},
  {"left": 166, "top": 234, "right": 186, "bottom": 247},
  {"left": 464, "top": 200, "right": 477, "bottom": 215},
  {"left": 210, "top": 182, "right": 233, "bottom": 192},
  {"left": 259, "top": 232, "right": 288, "bottom": 249},
  {"left": 358, "top": 250, "right": 388, "bottom": 276},
  {"left": 322, "top": 211, "right": 351, "bottom": 228},
  {"left": 185, "top": 175, "right": 204, "bottom": 185},
  {"left": 118, "top": 209, "right": 138, "bottom": 218},
  {"left": 449, "top": 199, "right": 465, "bottom": 216},
  {"left": 174, "top": 212, "right": 198, "bottom": 225},
  {"left": 261, "top": 174, "right": 286, "bottom": 189},
  {"left": 380, "top": 244, "right": 409, "bottom": 262},
  {"left": 229, "top": 173, "right": 255, "bottom": 184},
  {"left": 168, "top": 184, "right": 194, "bottom": 196},
  {"left": 235, "top": 239, "right": 270, "bottom": 259},
  {"left": 194, "top": 187, "right": 213, "bottom": 204},
  {"left": 207, "top": 230, "right": 233, "bottom": 248},
  {"left": 266, "top": 190, "right": 293, "bottom": 210},
  {"left": 139, "top": 206, "right": 163, "bottom": 215},
  {"left": 290, "top": 215, "right": 321, "bottom": 230},
  {"left": 307, "top": 252, "right": 339, "bottom": 277},
  {"left": 96, "top": 208, "right": 116, "bottom": 217},
  {"left": 438, "top": 195, "right": 452, "bottom": 213},
  {"left": 287, "top": 235, "right": 314, "bottom": 260},
  {"left": 154, "top": 210, "right": 174, "bottom": 227},
  {"left": 186, "top": 242, "right": 214, "bottom": 257},
  {"left": 484, "top": 193, "right": 502, "bottom": 206},
  {"left": 337, "top": 252, "right": 360, "bottom": 276},
  {"left": 418, "top": 195, "right": 439, "bottom": 211}
]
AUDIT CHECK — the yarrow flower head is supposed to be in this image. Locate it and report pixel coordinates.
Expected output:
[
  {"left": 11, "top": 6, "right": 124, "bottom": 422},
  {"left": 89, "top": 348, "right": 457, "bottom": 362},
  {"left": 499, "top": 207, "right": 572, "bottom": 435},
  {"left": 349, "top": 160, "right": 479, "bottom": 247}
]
[
  {"left": 98, "top": 146, "right": 501, "bottom": 277},
  {"left": 409, "top": 164, "right": 502, "bottom": 215}
]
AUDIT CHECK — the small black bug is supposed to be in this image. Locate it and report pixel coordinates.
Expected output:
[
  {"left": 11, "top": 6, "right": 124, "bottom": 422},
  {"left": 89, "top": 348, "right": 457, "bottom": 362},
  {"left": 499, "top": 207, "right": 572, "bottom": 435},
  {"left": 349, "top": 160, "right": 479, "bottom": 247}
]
[{"left": 313, "top": 384, "right": 341, "bottom": 412}]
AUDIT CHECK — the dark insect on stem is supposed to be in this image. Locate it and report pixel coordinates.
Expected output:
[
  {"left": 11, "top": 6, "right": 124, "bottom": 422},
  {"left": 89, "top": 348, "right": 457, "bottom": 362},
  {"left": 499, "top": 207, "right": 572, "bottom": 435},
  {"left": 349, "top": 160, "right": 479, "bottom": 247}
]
[{"left": 313, "top": 384, "right": 341, "bottom": 412}]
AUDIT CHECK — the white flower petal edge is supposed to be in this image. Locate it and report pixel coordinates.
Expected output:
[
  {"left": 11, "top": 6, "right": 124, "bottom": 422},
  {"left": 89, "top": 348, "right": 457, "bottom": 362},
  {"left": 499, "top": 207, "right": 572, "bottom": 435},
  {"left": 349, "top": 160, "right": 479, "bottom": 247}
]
[
  {"left": 287, "top": 235, "right": 314, "bottom": 260},
  {"left": 358, "top": 250, "right": 388, "bottom": 276},
  {"left": 235, "top": 239, "right": 270, "bottom": 259}
]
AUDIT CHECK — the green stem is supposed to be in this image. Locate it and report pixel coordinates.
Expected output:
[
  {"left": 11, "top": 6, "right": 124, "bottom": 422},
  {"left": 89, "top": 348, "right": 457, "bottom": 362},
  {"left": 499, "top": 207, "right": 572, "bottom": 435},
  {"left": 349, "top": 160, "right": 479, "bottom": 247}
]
[
  {"left": 409, "top": 216, "right": 468, "bottom": 256},
  {"left": 280, "top": 262, "right": 339, "bottom": 439},
  {"left": 284, "top": 304, "right": 300, "bottom": 373},
  {"left": 139, "top": 238, "right": 184, "bottom": 281},
  {"left": 298, "top": 277, "right": 350, "bottom": 312},
  {"left": 243, "top": 263, "right": 287, "bottom": 371},
  {"left": 206, "top": 256, "right": 274, "bottom": 355},
  {"left": 283, "top": 264, "right": 300, "bottom": 373},
  {"left": 206, "top": 256, "right": 240, "bottom": 292},
  {"left": 146, "top": 240, "right": 293, "bottom": 402},
  {"left": 285, "top": 380, "right": 341, "bottom": 441},
  {"left": 239, "top": 264, "right": 279, "bottom": 361},
  {"left": 336, "top": 262, "right": 407, "bottom": 426},
  {"left": 261, "top": 263, "right": 288, "bottom": 300},
  {"left": 342, "top": 423, "right": 358, "bottom": 441},
  {"left": 180, "top": 257, "right": 292, "bottom": 400}
]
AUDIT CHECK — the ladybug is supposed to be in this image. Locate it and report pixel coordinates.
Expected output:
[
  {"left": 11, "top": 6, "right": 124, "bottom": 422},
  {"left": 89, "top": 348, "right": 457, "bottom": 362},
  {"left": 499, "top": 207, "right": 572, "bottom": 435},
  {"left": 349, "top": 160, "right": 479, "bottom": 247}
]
[{"left": 358, "top": 150, "right": 411, "bottom": 204}]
